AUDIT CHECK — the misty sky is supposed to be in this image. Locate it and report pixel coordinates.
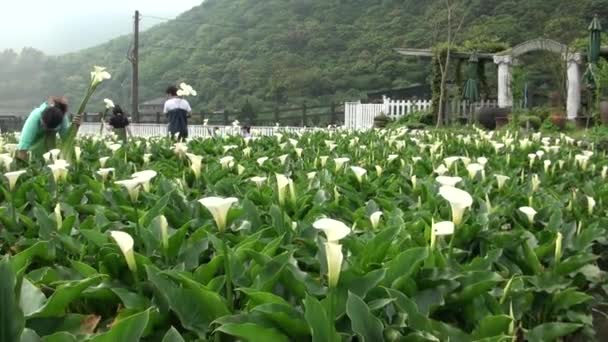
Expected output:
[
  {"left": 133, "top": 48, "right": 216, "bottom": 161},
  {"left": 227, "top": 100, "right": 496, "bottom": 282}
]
[{"left": 1, "top": 0, "right": 202, "bottom": 55}]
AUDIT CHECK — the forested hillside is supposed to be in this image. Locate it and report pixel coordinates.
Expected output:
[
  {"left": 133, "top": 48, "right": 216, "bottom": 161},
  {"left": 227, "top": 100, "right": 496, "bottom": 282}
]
[{"left": 1, "top": 0, "right": 607, "bottom": 114}]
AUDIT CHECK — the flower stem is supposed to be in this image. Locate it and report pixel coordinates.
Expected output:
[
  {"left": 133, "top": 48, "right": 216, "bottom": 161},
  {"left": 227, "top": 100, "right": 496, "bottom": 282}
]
[
  {"left": 221, "top": 237, "right": 233, "bottom": 310},
  {"left": 327, "top": 287, "right": 336, "bottom": 323},
  {"left": 133, "top": 203, "right": 141, "bottom": 238}
]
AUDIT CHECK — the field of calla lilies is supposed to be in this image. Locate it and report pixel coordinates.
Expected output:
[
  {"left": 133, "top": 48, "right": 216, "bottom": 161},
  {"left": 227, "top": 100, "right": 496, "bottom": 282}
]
[{"left": 0, "top": 126, "right": 607, "bottom": 342}]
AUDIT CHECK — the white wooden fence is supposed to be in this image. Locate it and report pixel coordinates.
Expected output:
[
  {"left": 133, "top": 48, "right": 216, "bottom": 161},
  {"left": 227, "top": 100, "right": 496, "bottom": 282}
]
[
  {"left": 345, "top": 97, "right": 499, "bottom": 130},
  {"left": 77, "top": 123, "right": 319, "bottom": 138}
]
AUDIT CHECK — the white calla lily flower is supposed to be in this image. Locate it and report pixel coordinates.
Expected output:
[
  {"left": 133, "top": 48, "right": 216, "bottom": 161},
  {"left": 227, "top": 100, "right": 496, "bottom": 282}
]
[
  {"left": 370, "top": 211, "right": 383, "bottom": 229},
  {"left": 219, "top": 156, "right": 235, "bottom": 169},
  {"left": 110, "top": 231, "right": 137, "bottom": 272},
  {"left": 313, "top": 218, "right": 351, "bottom": 242},
  {"left": 256, "top": 157, "right": 269, "bottom": 166},
  {"left": 198, "top": 196, "right": 238, "bottom": 232},
  {"left": 276, "top": 173, "right": 290, "bottom": 206},
  {"left": 186, "top": 153, "right": 203, "bottom": 179},
  {"left": 350, "top": 166, "right": 367, "bottom": 183},
  {"left": 3, "top": 170, "right": 26, "bottom": 191},
  {"left": 96, "top": 168, "right": 115, "bottom": 181},
  {"left": 587, "top": 196, "right": 596, "bottom": 215},
  {"left": 466, "top": 163, "right": 484, "bottom": 179},
  {"left": 74, "top": 146, "right": 82, "bottom": 163},
  {"left": 434, "top": 164, "right": 449, "bottom": 176},
  {"left": 439, "top": 186, "right": 473, "bottom": 225},
  {"left": 325, "top": 242, "right": 344, "bottom": 288},
  {"left": 91, "top": 66, "right": 112, "bottom": 86},
  {"left": 431, "top": 220, "right": 455, "bottom": 249},
  {"left": 250, "top": 176, "right": 267, "bottom": 187},
  {"left": 115, "top": 178, "right": 143, "bottom": 202},
  {"left": 131, "top": 170, "right": 157, "bottom": 192},
  {"left": 48, "top": 160, "right": 70, "bottom": 183},
  {"left": 319, "top": 156, "right": 329, "bottom": 167},
  {"left": 436, "top": 176, "right": 462, "bottom": 187},
  {"left": 99, "top": 157, "right": 110, "bottom": 168},
  {"left": 519, "top": 206, "right": 537, "bottom": 223},
  {"left": 54, "top": 203, "right": 62, "bottom": 230},
  {"left": 104, "top": 98, "right": 115, "bottom": 109},
  {"left": 278, "top": 154, "right": 289, "bottom": 165},
  {"left": 334, "top": 157, "right": 350, "bottom": 171},
  {"left": 375, "top": 165, "right": 383, "bottom": 176},
  {"left": 495, "top": 175, "right": 510, "bottom": 189}
]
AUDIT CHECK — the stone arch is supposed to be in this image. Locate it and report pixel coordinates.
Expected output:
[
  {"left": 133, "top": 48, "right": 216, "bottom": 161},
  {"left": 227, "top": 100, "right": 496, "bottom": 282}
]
[
  {"left": 493, "top": 38, "right": 581, "bottom": 118},
  {"left": 498, "top": 38, "right": 570, "bottom": 57}
]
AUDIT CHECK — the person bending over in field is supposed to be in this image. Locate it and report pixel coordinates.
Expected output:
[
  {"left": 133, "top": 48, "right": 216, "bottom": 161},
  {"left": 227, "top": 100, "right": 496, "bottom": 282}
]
[
  {"left": 16, "top": 96, "right": 81, "bottom": 161},
  {"left": 106, "top": 105, "right": 132, "bottom": 143},
  {"left": 164, "top": 85, "right": 191, "bottom": 141}
]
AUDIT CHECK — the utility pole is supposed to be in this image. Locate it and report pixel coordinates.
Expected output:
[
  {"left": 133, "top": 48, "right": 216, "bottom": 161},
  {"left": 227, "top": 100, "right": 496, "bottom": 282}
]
[{"left": 129, "top": 10, "right": 140, "bottom": 122}]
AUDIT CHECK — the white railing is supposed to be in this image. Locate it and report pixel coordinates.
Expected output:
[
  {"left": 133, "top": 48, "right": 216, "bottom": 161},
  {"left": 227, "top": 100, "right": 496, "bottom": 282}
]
[
  {"left": 77, "top": 123, "right": 320, "bottom": 138},
  {"left": 345, "top": 97, "right": 433, "bottom": 130},
  {"left": 345, "top": 97, "right": 501, "bottom": 130}
]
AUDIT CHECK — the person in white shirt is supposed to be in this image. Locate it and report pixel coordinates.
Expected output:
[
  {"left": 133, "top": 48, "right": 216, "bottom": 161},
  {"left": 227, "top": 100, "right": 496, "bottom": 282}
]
[{"left": 164, "top": 85, "right": 192, "bottom": 141}]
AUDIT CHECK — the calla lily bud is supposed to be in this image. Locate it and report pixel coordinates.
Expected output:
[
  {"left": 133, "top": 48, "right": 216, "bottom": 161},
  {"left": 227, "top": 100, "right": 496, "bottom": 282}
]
[
  {"left": 54, "top": 203, "right": 62, "bottom": 230},
  {"left": 554, "top": 232, "right": 563, "bottom": 263},
  {"left": 587, "top": 196, "right": 596, "bottom": 215},
  {"left": 275, "top": 174, "right": 290, "bottom": 206}
]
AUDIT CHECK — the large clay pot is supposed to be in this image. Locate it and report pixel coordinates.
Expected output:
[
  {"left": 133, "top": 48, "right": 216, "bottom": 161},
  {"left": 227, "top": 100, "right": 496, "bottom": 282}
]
[
  {"left": 495, "top": 116, "right": 510, "bottom": 129},
  {"left": 600, "top": 100, "right": 608, "bottom": 125},
  {"left": 550, "top": 114, "right": 566, "bottom": 130}
]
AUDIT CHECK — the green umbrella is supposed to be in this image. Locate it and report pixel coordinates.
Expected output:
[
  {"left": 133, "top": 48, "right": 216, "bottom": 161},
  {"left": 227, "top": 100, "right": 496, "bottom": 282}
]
[
  {"left": 462, "top": 52, "right": 480, "bottom": 102},
  {"left": 584, "top": 15, "right": 602, "bottom": 88}
]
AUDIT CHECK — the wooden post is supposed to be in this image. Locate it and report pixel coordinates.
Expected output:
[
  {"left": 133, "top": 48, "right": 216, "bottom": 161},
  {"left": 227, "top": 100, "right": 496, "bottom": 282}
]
[
  {"left": 156, "top": 112, "right": 161, "bottom": 123},
  {"left": 274, "top": 107, "right": 280, "bottom": 125},
  {"left": 224, "top": 110, "right": 229, "bottom": 125},
  {"left": 301, "top": 102, "right": 307, "bottom": 126},
  {"left": 330, "top": 102, "right": 337, "bottom": 124},
  {"left": 83, "top": 112, "right": 88, "bottom": 122}
]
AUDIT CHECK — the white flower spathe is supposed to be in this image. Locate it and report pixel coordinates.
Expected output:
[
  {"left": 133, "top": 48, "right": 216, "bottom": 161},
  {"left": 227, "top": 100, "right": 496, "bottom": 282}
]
[
  {"left": 436, "top": 176, "right": 462, "bottom": 187},
  {"left": 186, "top": 153, "right": 203, "bottom": 179},
  {"left": 96, "top": 168, "right": 115, "bottom": 181},
  {"left": 350, "top": 166, "right": 367, "bottom": 183},
  {"left": 104, "top": 98, "right": 115, "bottom": 109},
  {"left": 370, "top": 211, "right": 383, "bottom": 229},
  {"left": 257, "top": 157, "right": 269, "bottom": 166},
  {"left": 131, "top": 170, "right": 157, "bottom": 192},
  {"left": 495, "top": 174, "right": 510, "bottom": 189},
  {"left": 99, "top": 157, "right": 110, "bottom": 168},
  {"left": 3, "top": 170, "right": 26, "bottom": 191},
  {"left": 324, "top": 242, "right": 343, "bottom": 288},
  {"left": 198, "top": 196, "right": 238, "bottom": 232},
  {"left": 219, "top": 156, "right": 235, "bottom": 169},
  {"left": 439, "top": 186, "right": 473, "bottom": 225},
  {"left": 519, "top": 206, "right": 537, "bottom": 223},
  {"left": 110, "top": 230, "right": 137, "bottom": 272},
  {"left": 91, "top": 66, "right": 111, "bottom": 86},
  {"left": 313, "top": 218, "right": 351, "bottom": 242},
  {"left": 250, "top": 176, "right": 267, "bottom": 187},
  {"left": 334, "top": 157, "right": 350, "bottom": 171},
  {"left": 275, "top": 173, "right": 290, "bottom": 206},
  {"left": 115, "top": 178, "right": 143, "bottom": 202}
]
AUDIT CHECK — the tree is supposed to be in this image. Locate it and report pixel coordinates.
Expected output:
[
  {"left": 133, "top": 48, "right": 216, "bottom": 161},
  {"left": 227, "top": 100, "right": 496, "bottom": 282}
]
[{"left": 432, "top": 0, "right": 467, "bottom": 127}]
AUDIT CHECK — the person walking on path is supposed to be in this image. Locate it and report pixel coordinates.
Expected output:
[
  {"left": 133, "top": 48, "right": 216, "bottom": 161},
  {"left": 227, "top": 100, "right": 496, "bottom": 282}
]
[{"left": 164, "top": 85, "right": 191, "bottom": 141}]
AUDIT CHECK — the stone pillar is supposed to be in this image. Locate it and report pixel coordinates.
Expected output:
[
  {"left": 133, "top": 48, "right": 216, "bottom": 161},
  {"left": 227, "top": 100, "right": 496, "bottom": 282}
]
[
  {"left": 493, "top": 55, "right": 513, "bottom": 108},
  {"left": 565, "top": 53, "right": 582, "bottom": 120}
]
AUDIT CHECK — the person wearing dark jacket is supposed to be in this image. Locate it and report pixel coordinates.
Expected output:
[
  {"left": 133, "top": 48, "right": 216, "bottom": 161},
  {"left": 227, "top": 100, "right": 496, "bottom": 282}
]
[
  {"left": 164, "top": 85, "right": 191, "bottom": 141},
  {"left": 106, "top": 105, "right": 131, "bottom": 142}
]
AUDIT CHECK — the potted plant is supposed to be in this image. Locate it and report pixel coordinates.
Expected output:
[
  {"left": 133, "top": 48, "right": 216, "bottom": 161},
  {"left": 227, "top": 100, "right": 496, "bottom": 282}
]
[
  {"left": 598, "top": 64, "right": 608, "bottom": 125},
  {"left": 548, "top": 91, "right": 566, "bottom": 130},
  {"left": 374, "top": 113, "right": 391, "bottom": 128}
]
